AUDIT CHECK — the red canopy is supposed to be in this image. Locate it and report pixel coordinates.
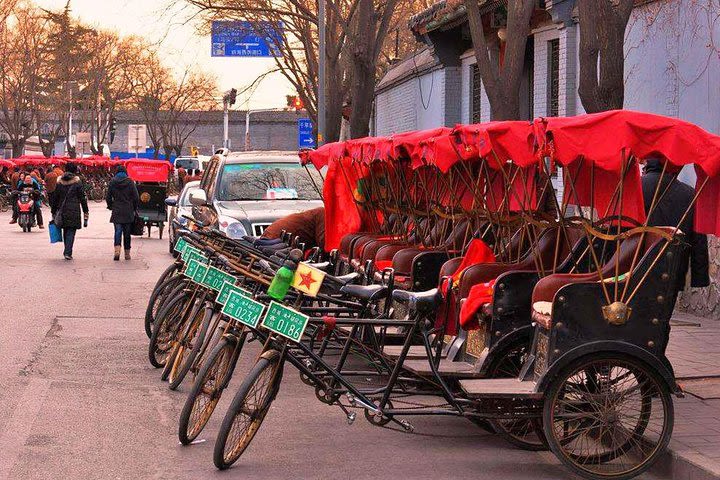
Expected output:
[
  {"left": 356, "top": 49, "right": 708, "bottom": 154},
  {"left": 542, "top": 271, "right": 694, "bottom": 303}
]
[
  {"left": 126, "top": 159, "right": 172, "bottom": 182},
  {"left": 452, "top": 121, "right": 537, "bottom": 168},
  {"left": 305, "top": 141, "right": 346, "bottom": 169},
  {"left": 11, "top": 155, "right": 68, "bottom": 167},
  {"left": 0, "top": 159, "right": 15, "bottom": 168},
  {"left": 541, "top": 110, "right": 720, "bottom": 176}
]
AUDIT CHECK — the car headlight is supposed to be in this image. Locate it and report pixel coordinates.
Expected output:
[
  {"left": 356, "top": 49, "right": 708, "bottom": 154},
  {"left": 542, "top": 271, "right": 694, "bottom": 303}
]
[{"left": 218, "top": 215, "right": 247, "bottom": 239}]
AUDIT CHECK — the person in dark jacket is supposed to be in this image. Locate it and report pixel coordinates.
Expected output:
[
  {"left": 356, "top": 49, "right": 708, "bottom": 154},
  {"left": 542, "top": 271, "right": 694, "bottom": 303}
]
[
  {"left": 50, "top": 163, "right": 89, "bottom": 260},
  {"left": 106, "top": 165, "right": 139, "bottom": 261},
  {"left": 642, "top": 158, "right": 709, "bottom": 290}
]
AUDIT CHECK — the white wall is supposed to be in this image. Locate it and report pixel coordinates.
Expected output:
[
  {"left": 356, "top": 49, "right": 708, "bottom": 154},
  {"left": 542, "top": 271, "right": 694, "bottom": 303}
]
[{"left": 374, "top": 67, "right": 446, "bottom": 136}]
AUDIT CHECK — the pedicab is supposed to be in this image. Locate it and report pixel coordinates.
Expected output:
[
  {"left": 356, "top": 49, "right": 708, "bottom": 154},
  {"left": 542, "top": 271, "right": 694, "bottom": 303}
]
[
  {"left": 144, "top": 110, "right": 720, "bottom": 480},
  {"left": 126, "top": 159, "right": 173, "bottom": 238}
]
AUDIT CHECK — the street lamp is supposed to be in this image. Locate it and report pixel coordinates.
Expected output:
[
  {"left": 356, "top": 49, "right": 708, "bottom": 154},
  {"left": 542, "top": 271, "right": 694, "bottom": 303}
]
[{"left": 222, "top": 88, "right": 237, "bottom": 150}]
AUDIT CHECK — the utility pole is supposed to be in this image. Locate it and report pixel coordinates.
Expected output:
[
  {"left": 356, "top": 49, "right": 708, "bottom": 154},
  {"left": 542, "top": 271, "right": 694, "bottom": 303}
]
[
  {"left": 222, "top": 88, "right": 237, "bottom": 150},
  {"left": 318, "top": 0, "right": 326, "bottom": 146}
]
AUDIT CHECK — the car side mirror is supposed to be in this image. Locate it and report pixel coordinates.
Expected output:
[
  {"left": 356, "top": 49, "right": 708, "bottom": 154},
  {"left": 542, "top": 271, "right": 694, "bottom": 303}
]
[
  {"left": 165, "top": 197, "right": 178, "bottom": 207},
  {"left": 189, "top": 189, "right": 208, "bottom": 206}
]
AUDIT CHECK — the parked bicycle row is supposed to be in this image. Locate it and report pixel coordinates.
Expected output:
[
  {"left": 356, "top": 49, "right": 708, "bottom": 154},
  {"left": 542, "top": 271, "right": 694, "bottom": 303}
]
[{"left": 143, "top": 110, "right": 720, "bottom": 480}]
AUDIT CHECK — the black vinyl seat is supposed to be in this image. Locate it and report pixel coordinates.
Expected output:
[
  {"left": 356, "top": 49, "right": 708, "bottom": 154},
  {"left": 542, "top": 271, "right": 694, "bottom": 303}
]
[
  {"left": 392, "top": 288, "right": 439, "bottom": 315},
  {"left": 340, "top": 283, "right": 388, "bottom": 302}
]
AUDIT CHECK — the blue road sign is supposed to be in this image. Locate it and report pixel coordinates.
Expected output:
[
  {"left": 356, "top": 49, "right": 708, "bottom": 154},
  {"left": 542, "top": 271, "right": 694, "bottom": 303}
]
[
  {"left": 211, "top": 21, "right": 283, "bottom": 58},
  {"left": 298, "top": 118, "right": 316, "bottom": 148}
]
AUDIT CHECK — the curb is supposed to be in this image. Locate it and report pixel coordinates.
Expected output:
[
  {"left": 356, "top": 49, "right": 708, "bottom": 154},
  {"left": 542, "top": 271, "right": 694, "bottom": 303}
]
[{"left": 653, "top": 446, "right": 720, "bottom": 480}]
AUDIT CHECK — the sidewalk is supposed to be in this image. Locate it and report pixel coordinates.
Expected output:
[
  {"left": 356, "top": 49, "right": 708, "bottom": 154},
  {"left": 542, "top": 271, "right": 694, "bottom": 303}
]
[{"left": 656, "top": 311, "right": 720, "bottom": 479}]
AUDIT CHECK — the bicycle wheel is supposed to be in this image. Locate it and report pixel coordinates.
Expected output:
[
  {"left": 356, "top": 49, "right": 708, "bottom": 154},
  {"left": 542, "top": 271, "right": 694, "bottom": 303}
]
[
  {"left": 145, "top": 264, "right": 183, "bottom": 337},
  {"left": 543, "top": 353, "right": 673, "bottom": 480},
  {"left": 148, "top": 291, "right": 188, "bottom": 368},
  {"left": 168, "top": 303, "right": 213, "bottom": 390},
  {"left": 486, "top": 336, "right": 547, "bottom": 451},
  {"left": 213, "top": 353, "right": 283, "bottom": 469},
  {"left": 179, "top": 334, "right": 246, "bottom": 445}
]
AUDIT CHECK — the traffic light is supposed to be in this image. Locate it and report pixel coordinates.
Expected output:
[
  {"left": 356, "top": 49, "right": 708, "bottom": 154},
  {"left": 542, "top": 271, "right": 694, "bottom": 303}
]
[
  {"left": 286, "top": 95, "right": 304, "bottom": 111},
  {"left": 109, "top": 117, "right": 117, "bottom": 143}
]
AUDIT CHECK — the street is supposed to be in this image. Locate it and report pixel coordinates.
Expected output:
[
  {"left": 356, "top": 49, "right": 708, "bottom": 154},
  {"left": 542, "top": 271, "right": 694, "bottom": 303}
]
[{"left": 0, "top": 204, "right": 579, "bottom": 480}]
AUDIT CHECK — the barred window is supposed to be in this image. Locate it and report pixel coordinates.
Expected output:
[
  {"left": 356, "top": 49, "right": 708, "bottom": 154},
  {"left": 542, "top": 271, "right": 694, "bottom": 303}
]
[
  {"left": 548, "top": 38, "right": 560, "bottom": 117},
  {"left": 471, "top": 63, "right": 482, "bottom": 123}
]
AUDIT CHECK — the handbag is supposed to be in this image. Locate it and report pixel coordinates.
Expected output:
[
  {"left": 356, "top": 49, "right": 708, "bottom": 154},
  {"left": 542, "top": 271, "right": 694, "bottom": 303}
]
[
  {"left": 54, "top": 196, "right": 68, "bottom": 229},
  {"left": 131, "top": 212, "right": 145, "bottom": 236},
  {"left": 48, "top": 221, "right": 63, "bottom": 243}
]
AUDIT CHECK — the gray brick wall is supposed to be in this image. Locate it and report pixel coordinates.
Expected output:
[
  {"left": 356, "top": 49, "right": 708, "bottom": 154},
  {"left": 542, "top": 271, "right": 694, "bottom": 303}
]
[{"left": 108, "top": 110, "right": 303, "bottom": 157}]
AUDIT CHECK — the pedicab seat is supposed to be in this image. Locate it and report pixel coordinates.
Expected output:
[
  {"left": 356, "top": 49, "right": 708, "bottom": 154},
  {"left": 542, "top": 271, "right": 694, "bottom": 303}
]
[
  {"left": 530, "top": 228, "right": 675, "bottom": 330},
  {"left": 392, "top": 288, "right": 440, "bottom": 315},
  {"left": 340, "top": 283, "right": 387, "bottom": 302},
  {"left": 335, "top": 272, "right": 361, "bottom": 285}
]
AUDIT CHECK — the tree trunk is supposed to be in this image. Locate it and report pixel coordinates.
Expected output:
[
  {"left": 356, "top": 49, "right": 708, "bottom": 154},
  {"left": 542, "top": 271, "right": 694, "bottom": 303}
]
[
  {"left": 324, "top": 63, "right": 345, "bottom": 143},
  {"left": 577, "top": 0, "right": 634, "bottom": 113},
  {"left": 11, "top": 140, "right": 24, "bottom": 158},
  {"left": 465, "top": 0, "right": 535, "bottom": 121},
  {"left": 348, "top": 0, "right": 375, "bottom": 138}
]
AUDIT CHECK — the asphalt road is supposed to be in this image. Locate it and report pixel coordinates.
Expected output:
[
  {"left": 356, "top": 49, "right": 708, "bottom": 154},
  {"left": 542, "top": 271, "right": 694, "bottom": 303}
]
[{"left": 0, "top": 204, "right": 584, "bottom": 480}]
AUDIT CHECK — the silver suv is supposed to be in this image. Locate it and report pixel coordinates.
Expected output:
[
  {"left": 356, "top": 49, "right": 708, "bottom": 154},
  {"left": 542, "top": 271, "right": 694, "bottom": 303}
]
[{"left": 190, "top": 150, "right": 324, "bottom": 238}]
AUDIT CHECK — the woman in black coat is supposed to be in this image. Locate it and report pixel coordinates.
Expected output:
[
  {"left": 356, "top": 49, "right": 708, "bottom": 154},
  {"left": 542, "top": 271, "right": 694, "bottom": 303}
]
[
  {"left": 106, "top": 165, "right": 139, "bottom": 261},
  {"left": 50, "top": 163, "right": 89, "bottom": 260}
]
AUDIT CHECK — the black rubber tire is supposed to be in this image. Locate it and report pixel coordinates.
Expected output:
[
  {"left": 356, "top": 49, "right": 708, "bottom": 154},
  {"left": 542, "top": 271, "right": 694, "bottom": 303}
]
[
  {"left": 542, "top": 352, "right": 674, "bottom": 480},
  {"left": 145, "top": 263, "right": 182, "bottom": 338},
  {"left": 179, "top": 335, "right": 244, "bottom": 445},
  {"left": 148, "top": 291, "right": 188, "bottom": 368},
  {"left": 213, "top": 354, "right": 283, "bottom": 469},
  {"left": 168, "top": 304, "right": 213, "bottom": 391}
]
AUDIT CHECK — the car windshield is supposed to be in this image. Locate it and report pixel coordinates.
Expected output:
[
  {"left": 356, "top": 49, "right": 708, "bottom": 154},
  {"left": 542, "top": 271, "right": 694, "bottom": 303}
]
[
  {"left": 175, "top": 158, "right": 199, "bottom": 171},
  {"left": 216, "top": 162, "right": 322, "bottom": 201}
]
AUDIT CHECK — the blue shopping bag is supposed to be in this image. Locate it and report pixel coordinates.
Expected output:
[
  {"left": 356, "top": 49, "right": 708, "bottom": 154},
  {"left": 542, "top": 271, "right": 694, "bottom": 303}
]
[{"left": 49, "top": 221, "right": 63, "bottom": 243}]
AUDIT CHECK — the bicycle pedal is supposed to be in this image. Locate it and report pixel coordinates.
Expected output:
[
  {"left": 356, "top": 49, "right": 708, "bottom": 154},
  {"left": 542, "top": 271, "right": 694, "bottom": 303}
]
[
  {"left": 345, "top": 393, "right": 356, "bottom": 407},
  {"left": 346, "top": 412, "right": 356, "bottom": 425},
  {"left": 400, "top": 420, "right": 414, "bottom": 432}
]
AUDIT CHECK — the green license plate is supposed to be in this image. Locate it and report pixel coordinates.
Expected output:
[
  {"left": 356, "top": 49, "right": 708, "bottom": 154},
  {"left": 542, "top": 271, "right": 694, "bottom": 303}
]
[
  {"left": 174, "top": 236, "right": 189, "bottom": 255},
  {"left": 221, "top": 290, "right": 265, "bottom": 328},
  {"left": 216, "top": 281, "right": 251, "bottom": 306},
  {"left": 184, "top": 258, "right": 209, "bottom": 283},
  {"left": 184, "top": 249, "right": 208, "bottom": 266},
  {"left": 201, "top": 267, "right": 238, "bottom": 292},
  {"left": 260, "top": 301, "right": 310, "bottom": 343},
  {"left": 180, "top": 245, "right": 199, "bottom": 262}
]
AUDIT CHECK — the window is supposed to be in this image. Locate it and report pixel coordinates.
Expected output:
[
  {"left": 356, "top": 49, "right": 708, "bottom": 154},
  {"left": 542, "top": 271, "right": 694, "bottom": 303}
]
[
  {"left": 547, "top": 38, "right": 560, "bottom": 117},
  {"left": 470, "top": 63, "right": 482, "bottom": 123}
]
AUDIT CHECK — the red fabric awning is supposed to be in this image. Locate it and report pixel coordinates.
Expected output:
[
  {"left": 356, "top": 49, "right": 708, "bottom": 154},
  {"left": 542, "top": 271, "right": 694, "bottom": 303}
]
[{"left": 125, "top": 159, "right": 172, "bottom": 182}]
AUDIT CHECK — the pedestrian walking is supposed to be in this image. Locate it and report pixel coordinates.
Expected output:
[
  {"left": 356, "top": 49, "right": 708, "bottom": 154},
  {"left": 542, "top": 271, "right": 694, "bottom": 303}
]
[
  {"left": 106, "top": 165, "right": 139, "bottom": 261},
  {"left": 50, "top": 163, "right": 89, "bottom": 260}
]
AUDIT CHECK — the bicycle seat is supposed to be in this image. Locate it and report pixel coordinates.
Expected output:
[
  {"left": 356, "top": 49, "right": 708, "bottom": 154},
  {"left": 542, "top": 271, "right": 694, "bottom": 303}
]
[
  {"left": 340, "top": 283, "right": 387, "bottom": 302},
  {"left": 308, "top": 261, "right": 330, "bottom": 271},
  {"left": 335, "top": 272, "right": 360, "bottom": 285},
  {"left": 392, "top": 288, "right": 439, "bottom": 315}
]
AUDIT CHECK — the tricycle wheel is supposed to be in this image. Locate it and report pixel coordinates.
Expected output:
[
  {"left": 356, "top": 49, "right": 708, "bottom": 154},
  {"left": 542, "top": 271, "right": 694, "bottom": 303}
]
[
  {"left": 486, "top": 337, "right": 547, "bottom": 450},
  {"left": 543, "top": 352, "right": 673, "bottom": 480},
  {"left": 213, "top": 353, "right": 283, "bottom": 469}
]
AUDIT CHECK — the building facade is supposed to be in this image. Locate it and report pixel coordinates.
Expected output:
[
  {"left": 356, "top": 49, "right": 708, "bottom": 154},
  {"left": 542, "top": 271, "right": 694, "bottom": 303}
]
[
  {"left": 2, "top": 109, "right": 306, "bottom": 159},
  {"left": 373, "top": 0, "right": 720, "bottom": 318}
]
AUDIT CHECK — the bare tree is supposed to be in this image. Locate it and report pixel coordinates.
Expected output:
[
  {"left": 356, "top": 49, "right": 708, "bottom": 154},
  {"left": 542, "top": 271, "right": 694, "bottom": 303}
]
[
  {"left": 577, "top": 0, "right": 634, "bottom": 113},
  {"left": 465, "top": 0, "right": 535, "bottom": 120},
  {"left": 136, "top": 59, "right": 217, "bottom": 159},
  {"left": 0, "top": 7, "right": 45, "bottom": 156}
]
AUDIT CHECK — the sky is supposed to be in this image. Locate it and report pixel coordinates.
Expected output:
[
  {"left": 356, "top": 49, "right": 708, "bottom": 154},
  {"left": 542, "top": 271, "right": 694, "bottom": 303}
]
[{"left": 33, "top": 0, "right": 293, "bottom": 111}]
